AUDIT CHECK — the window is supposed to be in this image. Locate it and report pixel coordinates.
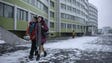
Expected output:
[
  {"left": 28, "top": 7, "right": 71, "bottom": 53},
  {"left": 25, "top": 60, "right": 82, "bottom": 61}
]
[
  {"left": 77, "top": 2, "right": 80, "bottom": 7},
  {"left": 23, "top": 0, "right": 48, "bottom": 14},
  {"left": 23, "top": 0, "right": 30, "bottom": 3},
  {"left": 67, "top": 24, "right": 72, "bottom": 28},
  {"left": 0, "top": 3, "right": 3, "bottom": 16},
  {"left": 36, "top": 0, "right": 38, "bottom": 8},
  {"left": 50, "top": 22, "right": 54, "bottom": 28},
  {"left": 71, "top": 8, "right": 74, "bottom": 12},
  {"left": 71, "top": 15, "right": 74, "bottom": 20},
  {"left": 69, "top": 7, "right": 72, "bottom": 11},
  {"left": 4, "top": 5, "right": 13, "bottom": 18},
  {"left": 61, "top": 23, "right": 66, "bottom": 28},
  {"left": 61, "top": 4, "right": 66, "bottom": 10},
  {"left": 67, "top": 6, "right": 70, "bottom": 11},
  {"left": 73, "top": 0, "right": 76, "bottom": 4},
  {"left": 30, "top": 0, "right": 36, "bottom": 6},
  {"left": 77, "top": 25, "right": 81, "bottom": 29},
  {"left": 50, "top": 11, "right": 54, "bottom": 18},
  {"left": 73, "top": 24, "right": 76, "bottom": 29},
  {"left": 50, "top": 1, "right": 54, "bottom": 8},
  {"left": 76, "top": 2, "right": 78, "bottom": 6},
  {"left": 68, "top": 15, "right": 72, "bottom": 19},
  {"left": 61, "top": 13, "right": 64, "bottom": 18},
  {"left": 68, "top": 0, "right": 72, "bottom": 3},
  {"left": 44, "top": 18, "right": 48, "bottom": 25},
  {"left": 37, "top": 1, "right": 48, "bottom": 14},
  {"left": 66, "top": 14, "right": 69, "bottom": 19},
  {"left": 43, "top": 5, "right": 48, "bottom": 14},
  {"left": 38, "top": 1, "right": 41, "bottom": 9},
  {"left": 17, "top": 8, "right": 28, "bottom": 21},
  {"left": 40, "top": 3, "right": 44, "bottom": 10},
  {"left": 66, "top": 6, "right": 72, "bottom": 11},
  {"left": 0, "top": 3, "right": 14, "bottom": 18},
  {"left": 75, "top": 16, "right": 79, "bottom": 21},
  {"left": 30, "top": 13, "right": 35, "bottom": 21}
]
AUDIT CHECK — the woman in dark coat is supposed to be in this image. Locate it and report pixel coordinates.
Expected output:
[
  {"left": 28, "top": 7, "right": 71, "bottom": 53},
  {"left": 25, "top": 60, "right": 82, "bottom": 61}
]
[{"left": 26, "top": 16, "right": 48, "bottom": 60}]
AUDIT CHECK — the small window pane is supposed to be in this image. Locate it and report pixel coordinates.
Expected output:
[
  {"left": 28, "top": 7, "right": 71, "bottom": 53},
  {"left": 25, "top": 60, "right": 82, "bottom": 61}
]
[{"left": 0, "top": 3, "right": 3, "bottom": 16}]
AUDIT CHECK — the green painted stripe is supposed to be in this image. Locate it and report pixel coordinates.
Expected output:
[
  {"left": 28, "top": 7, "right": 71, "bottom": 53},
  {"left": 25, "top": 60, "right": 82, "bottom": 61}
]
[
  {"left": 0, "top": 16, "right": 14, "bottom": 30},
  {"left": 50, "top": 7, "right": 55, "bottom": 11},
  {"left": 50, "top": 17, "right": 56, "bottom": 21},
  {"left": 16, "top": 21, "right": 28, "bottom": 31},
  {"left": 50, "top": 28, "right": 54, "bottom": 31},
  {"left": 61, "top": 18, "right": 82, "bottom": 25},
  {"left": 61, "top": 28, "right": 66, "bottom": 32}
]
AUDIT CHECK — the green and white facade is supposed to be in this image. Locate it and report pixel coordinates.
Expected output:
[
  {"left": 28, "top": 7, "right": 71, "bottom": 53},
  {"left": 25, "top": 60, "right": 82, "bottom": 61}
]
[
  {"left": 0, "top": 0, "right": 98, "bottom": 37},
  {"left": 88, "top": 3, "right": 98, "bottom": 35}
]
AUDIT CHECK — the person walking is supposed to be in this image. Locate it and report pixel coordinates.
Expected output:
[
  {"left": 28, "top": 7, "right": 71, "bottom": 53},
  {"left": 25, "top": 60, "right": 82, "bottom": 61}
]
[
  {"left": 26, "top": 16, "right": 37, "bottom": 60},
  {"left": 35, "top": 16, "right": 48, "bottom": 60},
  {"left": 72, "top": 30, "right": 75, "bottom": 38},
  {"left": 26, "top": 16, "right": 48, "bottom": 60}
]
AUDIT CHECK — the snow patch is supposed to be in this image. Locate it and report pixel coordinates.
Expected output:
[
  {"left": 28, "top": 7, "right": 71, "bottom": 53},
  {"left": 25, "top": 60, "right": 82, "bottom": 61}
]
[
  {"left": 0, "top": 50, "right": 29, "bottom": 63},
  {"left": 44, "top": 36, "right": 98, "bottom": 50},
  {"left": 0, "top": 40, "right": 5, "bottom": 44}
]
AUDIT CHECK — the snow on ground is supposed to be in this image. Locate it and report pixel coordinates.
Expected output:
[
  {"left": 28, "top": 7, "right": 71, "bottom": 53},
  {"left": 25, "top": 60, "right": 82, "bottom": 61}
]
[
  {"left": 44, "top": 36, "right": 112, "bottom": 52},
  {"left": 1, "top": 36, "right": 112, "bottom": 63},
  {"left": 0, "top": 40, "right": 5, "bottom": 44},
  {"left": 0, "top": 36, "right": 99, "bottom": 63},
  {"left": 0, "top": 50, "right": 29, "bottom": 63},
  {"left": 44, "top": 36, "right": 98, "bottom": 50}
]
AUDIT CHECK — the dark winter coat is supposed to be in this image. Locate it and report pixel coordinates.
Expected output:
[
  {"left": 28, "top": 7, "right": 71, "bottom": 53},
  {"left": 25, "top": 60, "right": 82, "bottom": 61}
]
[{"left": 26, "top": 20, "right": 48, "bottom": 43}]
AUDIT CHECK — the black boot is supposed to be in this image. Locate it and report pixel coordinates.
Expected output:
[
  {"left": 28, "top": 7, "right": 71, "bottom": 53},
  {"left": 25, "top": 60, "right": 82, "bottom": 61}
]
[
  {"left": 36, "top": 54, "right": 40, "bottom": 61},
  {"left": 28, "top": 55, "right": 33, "bottom": 60},
  {"left": 35, "top": 51, "right": 38, "bottom": 56},
  {"left": 44, "top": 51, "right": 47, "bottom": 57}
]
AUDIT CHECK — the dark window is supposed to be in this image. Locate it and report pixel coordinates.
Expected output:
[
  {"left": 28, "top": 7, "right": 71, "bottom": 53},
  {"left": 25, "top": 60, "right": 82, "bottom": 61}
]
[
  {"left": 73, "top": 24, "right": 76, "bottom": 29},
  {"left": 23, "top": 11, "right": 28, "bottom": 21},
  {"left": 67, "top": 24, "right": 72, "bottom": 28},
  {"left": 30, "top": 13, "right": 36, "bottom": 21},
  {"left": 0, "top": 3, "right": 3, "bottom": 16},
  {"left": 61, "top": 23, "right": 66, "bottom": 28},
  {"left": 17, "top": 8, "right": 28, "bottom": 21},
  {"left": 50, "top": 11, "right": 54, "bottom": 18},
  {"left": 61, "top": 13, "right": 64, "bottom": 18},
  {"left": 61, "top": 4, "right": 66, "bottom": 10},
  {"left": 3, "top": 4, "right": 14, "bottom": 18},
  {"left": 38, "top": 1, "right": 41, "bottom": 9},
  {"left": 50, "top": 1, "right": 54, "bottom": 8},
  {"left": 50, "top": 22, "right": 54, "bottom": 28},
  {"left": 44, "top": 18, "right": 48, "bottom": 25},
  {"left": 43, "top": 5, "right": 48, "bottom": 14},
  {"left": 38, "top": 1, "right": 48, "bottom": 14},
  {"left": 36, "top": 0, "right": 38, "bottom": 8},
  {"left": 30, "top": 0, "right": 35, "bottom": 6}
]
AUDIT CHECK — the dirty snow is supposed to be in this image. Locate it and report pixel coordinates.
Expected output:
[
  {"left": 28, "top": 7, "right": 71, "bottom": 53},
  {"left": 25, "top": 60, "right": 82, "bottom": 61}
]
[
  {"left": 1, "top": 36, "right": 112, "bottom": 63},
  {"left": 0, "top": 40, "right": 5, "bottom": 44},
  {"left": 44, "top": 36, "right": 98, "bottom": 49}
]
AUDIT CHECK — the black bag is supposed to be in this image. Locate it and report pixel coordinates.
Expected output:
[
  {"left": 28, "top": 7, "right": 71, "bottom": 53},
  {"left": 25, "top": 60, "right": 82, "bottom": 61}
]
[{"left": 42, "top": 30, "right": 49, "bottom": 37}]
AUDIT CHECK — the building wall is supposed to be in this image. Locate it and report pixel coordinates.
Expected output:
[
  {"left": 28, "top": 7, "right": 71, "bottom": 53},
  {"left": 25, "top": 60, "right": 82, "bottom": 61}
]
[
  {"left": 59, "top": 0, "right": 89, "bottom": 34},
  {"left": 88, "top": 3, "right": 98, "bottom": 35},
  {"left": 0, "top": 0, "right": 98, "bottom": 37},
  {"left": 102, "top": 27, "right": 112, "bottom": 34},
  {"left": 0, "top": 0, "right": 48, "bottom": 30}
]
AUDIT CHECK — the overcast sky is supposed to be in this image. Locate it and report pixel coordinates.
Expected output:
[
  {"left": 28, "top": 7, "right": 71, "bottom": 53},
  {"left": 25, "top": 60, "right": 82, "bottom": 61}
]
[{"left": 89, "top": 0, "right": 112, "bottom": 29}]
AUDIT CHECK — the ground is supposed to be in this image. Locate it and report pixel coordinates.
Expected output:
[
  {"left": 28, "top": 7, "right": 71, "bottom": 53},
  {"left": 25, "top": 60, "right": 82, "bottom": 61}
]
[{"left": 0, "top": 34, "right": 112, "bottom": 63}]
